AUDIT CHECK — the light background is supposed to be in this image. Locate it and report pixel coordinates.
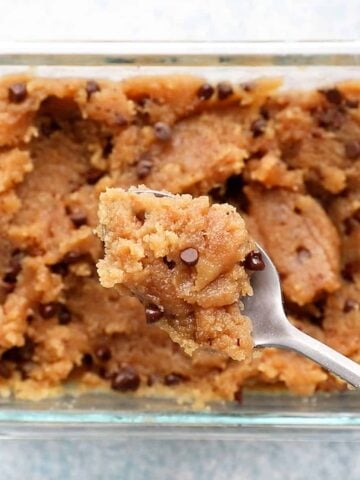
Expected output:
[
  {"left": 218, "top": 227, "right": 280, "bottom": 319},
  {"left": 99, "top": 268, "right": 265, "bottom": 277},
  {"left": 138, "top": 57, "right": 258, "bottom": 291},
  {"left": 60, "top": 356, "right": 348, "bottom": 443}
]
[{"left": 0, "top": 0, "right": 360, "bottom": 478}]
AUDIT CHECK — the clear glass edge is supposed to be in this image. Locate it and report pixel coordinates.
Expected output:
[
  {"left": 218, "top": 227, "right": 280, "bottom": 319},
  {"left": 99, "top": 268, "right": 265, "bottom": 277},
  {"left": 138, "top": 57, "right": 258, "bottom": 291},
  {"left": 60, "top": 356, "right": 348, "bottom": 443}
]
[{"left": 0, "top": 40, "right": 359, "bottom": 437}]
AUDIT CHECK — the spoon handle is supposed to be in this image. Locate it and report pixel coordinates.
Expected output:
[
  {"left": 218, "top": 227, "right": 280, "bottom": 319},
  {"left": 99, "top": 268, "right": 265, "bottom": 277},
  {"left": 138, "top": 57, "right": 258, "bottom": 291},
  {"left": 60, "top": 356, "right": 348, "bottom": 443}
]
[{"left": 273, "top": 324, "right": 360, "bottom": 388}]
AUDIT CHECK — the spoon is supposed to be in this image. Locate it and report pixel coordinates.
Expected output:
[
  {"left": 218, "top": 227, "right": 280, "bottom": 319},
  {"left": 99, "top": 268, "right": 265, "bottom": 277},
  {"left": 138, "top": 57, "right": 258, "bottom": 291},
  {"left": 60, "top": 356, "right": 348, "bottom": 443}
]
[{"left": 133, "top": 188, "right": 360, "bottom": 388}]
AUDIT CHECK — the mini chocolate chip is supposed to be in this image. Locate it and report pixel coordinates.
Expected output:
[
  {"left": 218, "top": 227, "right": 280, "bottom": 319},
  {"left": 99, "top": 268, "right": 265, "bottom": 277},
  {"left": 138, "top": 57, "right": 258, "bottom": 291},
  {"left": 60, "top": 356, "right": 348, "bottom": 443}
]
[
  {"left": 354, "top": 208, "right": 360, "bottom": 222},
  {"left": 145, "top": 304, "right": 164, "bottom": 324},
  {"left": 10, "top": 250, "right": 23, "bottom": 272},
  {"left": 240, "top": 82, "right": 253, "bottom": 92},
  {"left": 260, "top": 105, "right": 270, "bottom": 120},
  {"left": 243, "top": 251, "right": 265, "bottom": 271},
  {"left": 136, "top": 96, "right": 149, "bottom": 108},
  {"left": 234, "top": 387, "right": 243, "bottom": 404},
  {"left": 62, "top": 251, "right": 85, "bottom": 264},
  {"left": 180, "top": 247, "right": 199, "bottom": 266},
  {"left": 251, "top": 118, "right": 267, "bottom": 137},
  {"left": 345, "top": 141, "right": 360, "bottom": 159},
  {"left": 50, "top": 262, "right": 68, "bottom": 276},
  {"left": 111, "top": 366, "right": 140, "bottom": 392},
  {"left": 2, "top": 270, "right": 18, "bottom": 285},
  {"left": 316, "top": 108, "right": 344, "bottom": 130},
  {"left": 86, "top": 168, "right": 104, "bottom": 185},
  {"left": 114, "top": 113, "right": 128, "bottom": 126},
  {"left": 0, "top": 362, "right": 11, "bottom": 379},
  {"left": 343, "top": 299, "right": 359, "bottom": 313},
  {"left": 342, "top": 262, "right": 357, "bottom": 282},
  {"left": 135, "top": 210, "right": 146, "bottom": 223},
  {"left": 345, "top": 98, "right": 359, "bottom": 109},
  {"left": 3, "top": 337, "right": 35, "bottom": 363},
  {"left": 8, "top": 83, "right": 27, "bottom": 103},
  {"left": 197, "top": 83, "right": 214, "bottom": 100},
  {"left": 163, "top": 256, "right": 176, "bottom": 270},
  {"left": 95, "top": 346, "right": 112, "bottom": 362},
  {"left": 39, "top": 302, "right": 59, "bottom": 319},
  {"left": 296, "top": 246, "right": 311, "bottom": 261},
  {"left": 343, "top": 217, "right": 356, "bottom": 235},
  {"left": 69, "top": 211, "right": 87, "bottom": 228},
  {"left": 85, "top": 80, "right": 100, "bottom": 99},
  {"left": 57, "top": 304, "right": 72, "bottom": 325},
  {"left": 154, "top": 122, "right": 172, "bottom": 141},
  {"left": 147, "top": 374, "right": 156, "bottom": 386},
  {"left": 102, "top": 137, "right": 113, "bottom": 158},
  {"left": 217, "top": 82, "right": 233, "bottom": 100},
  {"left": 164, "top": 373, "right": 186, "bottom": 386},
  {"left": 136, "top": 154, "right": 153, "bottom": 179},
  {"left": 82, "top": 353, "right": 93, "bottom": 367},
  {"left": 320, "top": 88, "right": 343, "bottom": 105}
]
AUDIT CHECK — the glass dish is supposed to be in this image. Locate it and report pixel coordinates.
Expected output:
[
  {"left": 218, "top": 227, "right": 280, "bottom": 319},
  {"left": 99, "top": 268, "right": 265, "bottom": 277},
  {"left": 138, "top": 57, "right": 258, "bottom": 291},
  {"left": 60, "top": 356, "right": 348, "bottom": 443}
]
[{"left": 0, "top": 41, "right": 360, "bottom": 440}]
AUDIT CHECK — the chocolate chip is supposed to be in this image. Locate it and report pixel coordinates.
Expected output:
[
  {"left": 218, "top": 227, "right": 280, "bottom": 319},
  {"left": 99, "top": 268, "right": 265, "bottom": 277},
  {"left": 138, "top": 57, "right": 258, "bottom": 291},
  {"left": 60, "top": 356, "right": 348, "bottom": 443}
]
[
  {"left": 251, "top": 118, "right": 267, "bottom": 137},
  {"left": 3, "top": 337, "right": 35, "bottom": 363},
  {"left": 135, "top": 210, "right": 146, "bottom": 223},
  {"left": 343, "top": 217, "right": 356, "bottom": 235},
  {"left": 95, "top": 346, "right": 112, "bottom": 362},
  {"left": 342, "top": 262, "right": 357, "bottom": 282},
  {"left": 296, "top": 246, "right": 311, "bottom": 261},
  {"left": 217, "top": 82, "right": 233, "bottom": 100},
  {"left": 82, "top": 353, "right": 93, "bottom": 367},
  {"left": 154, "top": 122, "right": 172, "bottom": 141},
  {"left": 316, "top": 108, "right": 344, "bottom": 130},
  {"left": 241, "top": 82, "right": 253, "bottom": 92},
  {"left": 234, "top": 387, "right": 243, "bottom": 404},
  {"left": 163, "top": 256, "right": 176, "bottom": 270},
  {"left": 180, "top": 247, "right": 199, "bottom": 266},
  {"left": 50, "top": 262, "right": 68, "bottom": 276},
  {"left": 354, "top": 208, "right": 360, "bottom": 222},
  {"left": 8, "top": 83, "right": 27, "bottom": 103},
  {"left": 2, "top": 270, "right": 18, "bottom": 285},
  {"left": 145, "top": 304, "right": 164, "bottom": 324},
  {"left": 111, "top": 366, "right": 140, "bottom": 392},
  {"left": 197, "top": 83, "right": 214, "bottom": 100},
  {"left": 320, "top": 88, "right": 343, "bottom": 105},
  {"left": 69, "top": 211, "right": 87, "bottom": 228},
  {"left": 0, "top": 362, "right": 11, "bottom": 379},
  {"left": 343, "top": 299, "right": 359, "bottom": 313},
  {"left": 147, "top": 374, "right": 157, "bottom": 386},
  {"left": 10, "top": 249, "right": 24, "bottom": 271},
  {"left": 136, "top": 154, "right": 153, "bottom": 179},
  {"left": 345, "top": 98, "right": 359, "bottom": 109},
  {"left": 102, "top": 137, "right": 113, "bottom": 158},
  {"left": 57, "top": 304, "right": 72, "bottom": 325},
  {"left": 2, "top": 251, "right": 22, "bottom": 283},
  {"left": 86, "top": 168, "right": 104, "bottom": 185},
  {"left": 242, "top": 251, "right": 265, "bottom": 271},
  {"left": 343, "top": 209, "right": 360, "bottom": 235},
  {"left": 114, "top": 113, "right": 128, "bottom": 126},
  {"left": 164, "top": 373, "right": 186, "bottom": 386},
  {"left": 39, "top": 302, "right": 59, "bottom": 319},
  {"left": 345, "top": 141, "right": 360, "bottom": 159},
  {"left": 85, "top": 80, "right": 100, "bottom": 100},
  {"left": 62, "top": 251, "right": 85, "bottom": 264},
  {"left": 260, "top": 105, "right": 270, "bottom": 120}
]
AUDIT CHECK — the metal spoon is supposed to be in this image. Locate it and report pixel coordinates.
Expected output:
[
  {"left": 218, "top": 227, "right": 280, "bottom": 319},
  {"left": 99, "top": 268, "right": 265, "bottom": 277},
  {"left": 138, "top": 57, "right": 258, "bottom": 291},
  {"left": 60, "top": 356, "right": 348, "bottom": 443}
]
[{"left": 133, "top": 188, "right": 360, "bottom": 388}]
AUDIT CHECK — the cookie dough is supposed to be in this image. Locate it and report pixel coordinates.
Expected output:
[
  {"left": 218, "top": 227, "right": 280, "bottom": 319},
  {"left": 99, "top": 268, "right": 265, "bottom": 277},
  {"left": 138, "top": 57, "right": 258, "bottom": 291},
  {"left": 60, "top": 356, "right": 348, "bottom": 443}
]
[
  {"left": 97, "top": 187, "right": 257, "bottom": 361},
  {"left": 0, "top": 74, "right": 358, "bottom": 402}
]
